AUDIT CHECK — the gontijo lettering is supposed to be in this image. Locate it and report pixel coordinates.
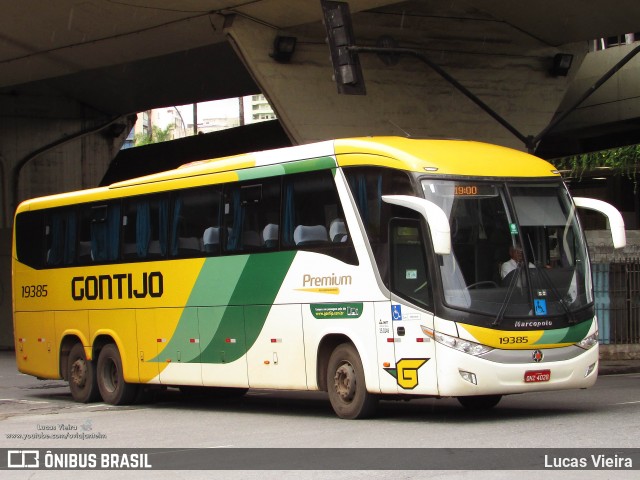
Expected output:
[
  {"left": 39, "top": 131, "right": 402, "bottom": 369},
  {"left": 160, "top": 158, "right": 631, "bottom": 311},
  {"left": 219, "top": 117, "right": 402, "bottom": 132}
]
[{"left": 71, "top": 272, "right": 163, "bottom": 300}]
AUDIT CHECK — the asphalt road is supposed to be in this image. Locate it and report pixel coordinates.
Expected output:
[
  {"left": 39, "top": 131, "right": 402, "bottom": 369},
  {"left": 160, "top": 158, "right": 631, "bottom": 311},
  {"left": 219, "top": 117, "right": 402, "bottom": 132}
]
[{"left": 1, "top": 350, "right": 638, "bottom": 479}]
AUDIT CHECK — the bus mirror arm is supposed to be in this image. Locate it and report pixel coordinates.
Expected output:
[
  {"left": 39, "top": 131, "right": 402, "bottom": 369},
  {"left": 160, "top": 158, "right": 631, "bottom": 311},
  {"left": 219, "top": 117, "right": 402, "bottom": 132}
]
[
  {"left": 573, "top": 197, "right": 626, "bottom": 249},
  {"left": 382, "top": 195, "right": 451, "bottom": 255}
]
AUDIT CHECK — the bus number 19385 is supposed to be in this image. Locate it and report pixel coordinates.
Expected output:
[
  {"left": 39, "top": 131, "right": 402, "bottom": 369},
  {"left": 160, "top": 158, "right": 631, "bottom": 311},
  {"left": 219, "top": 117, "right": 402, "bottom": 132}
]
[
  {"left": 21, "top": 285, "right": 48, "bottom": 298},
  {"left": 499, "top": 336, "right": 528, "bottom": 345}
]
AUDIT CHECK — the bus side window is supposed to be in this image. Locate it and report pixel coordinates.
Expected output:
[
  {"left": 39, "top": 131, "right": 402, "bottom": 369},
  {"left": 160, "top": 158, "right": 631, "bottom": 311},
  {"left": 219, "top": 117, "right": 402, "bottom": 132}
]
[
  {"left": 344, "top": 167, "right": 415, "bottom": 276},
  {"left": 122, "top": 196, "right": 166, "bottom": 260},
  {"left": 283, "top": 170, "right": 357, "bottom": 265},
  {"left": 79, "top": 203, "right": 122, "bottom": 265},
  {"left": 45, "top": 208, "right": 78, "bottom": 267},
  {"left": 171, "top": 186, "right": 222, "bottom": 257},
  {"left": 390, "top": 218, "right": 433, "bottom": 310},
  {"left": 77, "top": 206, "right": 93, "bottom": 264},
  {"left": 344, "top": 167, "right": 415, "bottom": 240},
  {"left": 260, "top": 179, "right": 281, "bottom": 250},
  {"left": 223, "top": 178, "right": 280, "bottom": 253}
]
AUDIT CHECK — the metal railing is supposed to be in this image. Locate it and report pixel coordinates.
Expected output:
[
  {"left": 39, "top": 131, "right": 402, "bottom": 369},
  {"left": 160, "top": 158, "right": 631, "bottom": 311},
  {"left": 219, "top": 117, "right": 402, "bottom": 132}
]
[{"left": 594, "top": 260, "right": 640, "bottom": 344}]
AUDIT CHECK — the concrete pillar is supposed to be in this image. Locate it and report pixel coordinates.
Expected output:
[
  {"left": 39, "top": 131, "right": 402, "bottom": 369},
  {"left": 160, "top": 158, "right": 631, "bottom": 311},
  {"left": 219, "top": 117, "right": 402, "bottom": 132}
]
[
  {"left": 0, "top": 229, "right": 11, "bottom": 349},
  {"left": 0, "top": 93, "right": 133, "bottom": 348}
]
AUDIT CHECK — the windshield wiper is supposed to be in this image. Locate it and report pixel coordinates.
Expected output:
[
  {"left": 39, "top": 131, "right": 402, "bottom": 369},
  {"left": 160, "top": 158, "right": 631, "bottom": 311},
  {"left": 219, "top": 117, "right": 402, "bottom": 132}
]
[{"left": 492, "top": 263, "right": 522, "bottom": 326}]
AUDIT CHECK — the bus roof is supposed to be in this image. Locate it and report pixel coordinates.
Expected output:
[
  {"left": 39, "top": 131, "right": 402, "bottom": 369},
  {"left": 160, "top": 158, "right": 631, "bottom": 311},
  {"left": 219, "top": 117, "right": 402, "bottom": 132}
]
[
  {"left": 17, "top": 137, "right": 560, "bottom": 211},
  {"left": 333, "top": 137, "right": 560, "bottom": 178},
  {"left": 113, "top": 137, "right": 558, "bottom": 187}
]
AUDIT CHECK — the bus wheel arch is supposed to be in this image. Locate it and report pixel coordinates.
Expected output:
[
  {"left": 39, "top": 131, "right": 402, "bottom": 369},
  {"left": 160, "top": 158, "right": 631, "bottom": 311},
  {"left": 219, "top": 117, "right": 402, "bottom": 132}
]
[
  {"left": 60, "top": 335, "right": 81, "bottom": 380},
  {"left": 325, "top": 341, "right": 379, "bottom": 419},
  {"left": 92, "top": 334, "right": 115, "bottom": 362},
  {"left": 63, "top": 338, "right": 100, "bottom": 403},
  {"left": 96, "top": 342, "right": 139, "bottom": 405},
  {"left": 316, "top": 334, "right": 352, "bottom": 391}
]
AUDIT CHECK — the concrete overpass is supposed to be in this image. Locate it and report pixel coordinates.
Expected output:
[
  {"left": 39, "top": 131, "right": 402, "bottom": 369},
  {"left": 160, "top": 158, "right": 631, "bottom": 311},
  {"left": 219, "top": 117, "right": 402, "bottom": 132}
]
[{"left": 1, "top": 0, "right": 640, "bottom": 347}]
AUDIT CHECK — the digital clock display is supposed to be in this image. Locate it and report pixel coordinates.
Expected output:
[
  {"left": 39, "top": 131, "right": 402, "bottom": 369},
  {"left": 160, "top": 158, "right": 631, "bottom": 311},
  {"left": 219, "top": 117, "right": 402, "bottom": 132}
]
[
  {"left": 455, "top": 185, "right": 479, "bottom": 195},
  {"left": 453, "top": 183, "right": 497, "bottom": 197},
  {"left": 422, "top": 181, "right": 498, "bottom": 198}
]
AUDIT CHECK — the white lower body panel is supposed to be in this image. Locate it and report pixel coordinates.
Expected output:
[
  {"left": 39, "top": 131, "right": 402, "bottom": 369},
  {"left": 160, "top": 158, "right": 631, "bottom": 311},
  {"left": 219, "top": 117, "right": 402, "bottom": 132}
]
[{"left": 435, "top": 343, "right": 599, "bottom": 397}]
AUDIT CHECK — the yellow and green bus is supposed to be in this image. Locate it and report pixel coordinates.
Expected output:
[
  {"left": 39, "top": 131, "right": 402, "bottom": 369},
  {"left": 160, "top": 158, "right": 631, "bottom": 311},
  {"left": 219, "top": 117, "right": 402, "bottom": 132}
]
[{"left": 12, "top": 137, "right": 625, "bottom": 418}]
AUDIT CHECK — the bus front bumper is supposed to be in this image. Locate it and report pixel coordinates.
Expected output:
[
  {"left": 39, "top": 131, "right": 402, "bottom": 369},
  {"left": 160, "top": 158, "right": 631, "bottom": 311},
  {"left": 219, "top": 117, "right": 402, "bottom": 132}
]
[{"left": 435, "top": 342, "right": 599, "bottom": 397}]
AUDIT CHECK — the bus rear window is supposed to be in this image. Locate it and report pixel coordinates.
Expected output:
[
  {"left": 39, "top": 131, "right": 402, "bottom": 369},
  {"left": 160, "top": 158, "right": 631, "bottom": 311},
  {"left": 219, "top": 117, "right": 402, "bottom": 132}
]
[{"left": 15, "top": 211, "right": 46, "bottom": 269}]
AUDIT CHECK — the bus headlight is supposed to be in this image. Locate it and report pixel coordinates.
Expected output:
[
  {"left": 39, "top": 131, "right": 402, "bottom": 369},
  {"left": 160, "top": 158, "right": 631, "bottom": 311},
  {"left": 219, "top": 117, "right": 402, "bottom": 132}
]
[
  {"left": 576, "top": 331, "right": 599, "bottom": 350},
  {"left": 422, "top": 326, "right": 493, "bottom": 356}
]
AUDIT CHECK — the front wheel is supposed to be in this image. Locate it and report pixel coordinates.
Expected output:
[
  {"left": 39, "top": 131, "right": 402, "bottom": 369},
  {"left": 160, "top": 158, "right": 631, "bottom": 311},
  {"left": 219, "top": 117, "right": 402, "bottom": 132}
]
[
  {"left": 457, "top": 394, "right": 502, "bottom": 410},
  {"left": 327, "top": 343, "right": 378, "bottom": 419},
  {"left": 96, "top": 343, "right": 139, "bottom": 405},
  {"left": 67, "top": 343, "right": 99, "bottom": 403}
]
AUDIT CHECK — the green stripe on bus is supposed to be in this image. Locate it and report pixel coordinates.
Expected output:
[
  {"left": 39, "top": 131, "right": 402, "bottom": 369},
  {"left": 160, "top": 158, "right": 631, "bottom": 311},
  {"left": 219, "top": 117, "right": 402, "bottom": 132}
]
[
  {"left": 237, "top": 164, "right": 286, "bottom": 181},
  {"left": 200, "top": 252, "right": 296, "bottom": 363},
  {"left": 535, "top": 320, "right": 591, "bottom": 345},
  {"left": 152, "top": 251, "right": 296, "bottom": 364},
  {"left": 235, "top": 157, "right": 336, "bottom": 182},
  {"left": 281, "top": 157, "right": 336, "bottom": 174}
]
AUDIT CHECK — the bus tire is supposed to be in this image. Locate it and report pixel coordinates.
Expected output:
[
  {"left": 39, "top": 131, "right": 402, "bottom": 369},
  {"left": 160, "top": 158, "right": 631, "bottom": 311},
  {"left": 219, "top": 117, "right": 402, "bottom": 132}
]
[
  {"left": 96, "top": 343, "right": 138, "bottom": 405},
  {"left": 67, "top": 343, "right": 99, "bottom": 403},
  {"left": 457, "top": 395, "right": 502, "bottom": 410},
  {"left": 327, "top": 343, "right": 378, "bottom": 419}
]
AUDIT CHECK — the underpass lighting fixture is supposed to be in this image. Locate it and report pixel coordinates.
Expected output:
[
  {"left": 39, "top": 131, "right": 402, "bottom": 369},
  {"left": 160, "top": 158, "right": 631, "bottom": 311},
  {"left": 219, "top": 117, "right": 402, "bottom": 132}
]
[
  {"left": 550, "top": 53, "right": 574, "bottom": 76},
  {"left": 271, "top": 36, "right": 297, "bottom": 63}
]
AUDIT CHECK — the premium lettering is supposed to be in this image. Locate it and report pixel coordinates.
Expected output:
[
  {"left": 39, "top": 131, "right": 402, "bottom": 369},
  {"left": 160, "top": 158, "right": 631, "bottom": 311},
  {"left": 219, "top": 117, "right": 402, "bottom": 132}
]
[
  {"left": 71, "top": 272, "right": 163, "bottom": 301},
  {"left": 303, "top": 273, "right": 352, "bottom": 287}
]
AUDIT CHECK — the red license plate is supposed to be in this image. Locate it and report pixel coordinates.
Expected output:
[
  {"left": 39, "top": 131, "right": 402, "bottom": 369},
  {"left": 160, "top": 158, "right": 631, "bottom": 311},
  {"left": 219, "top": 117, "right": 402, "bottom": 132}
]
[{"left": 524, "top": 369, "right": 551, "bottom": 383}]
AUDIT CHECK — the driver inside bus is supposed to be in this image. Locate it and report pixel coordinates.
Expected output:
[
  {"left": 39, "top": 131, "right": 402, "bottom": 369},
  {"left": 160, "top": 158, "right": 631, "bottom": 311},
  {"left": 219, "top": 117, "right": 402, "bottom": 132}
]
[{"left": 500, "top": 244, "right": 534, "bottom": 285}]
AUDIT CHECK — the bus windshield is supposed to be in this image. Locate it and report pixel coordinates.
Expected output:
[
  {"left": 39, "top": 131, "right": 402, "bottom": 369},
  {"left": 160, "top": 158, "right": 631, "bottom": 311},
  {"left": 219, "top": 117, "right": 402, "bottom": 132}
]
[{"left": 421, "top": 179, "right": 592, "bottom": 320}]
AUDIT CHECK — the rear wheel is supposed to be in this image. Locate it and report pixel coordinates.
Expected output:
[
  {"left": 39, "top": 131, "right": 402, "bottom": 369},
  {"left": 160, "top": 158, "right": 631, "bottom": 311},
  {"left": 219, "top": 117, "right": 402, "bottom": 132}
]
[
  {"left": 96, "top": 343, "right": 138, "bottom": 405},
  {"left": 67, "top": 343, "right": 99, "bottom": 403},
  {"left": 457, "top": 395, "right": 502, "bottom": 410},
  {"left": 327, "top": 343, "right": 378, "bottom": 419}
]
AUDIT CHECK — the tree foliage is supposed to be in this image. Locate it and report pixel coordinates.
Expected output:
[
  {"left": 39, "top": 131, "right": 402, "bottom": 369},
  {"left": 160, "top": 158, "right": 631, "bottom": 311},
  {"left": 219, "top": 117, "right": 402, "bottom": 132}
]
[
  {"left": 553, "top": 144, "right": 640, "bottom": 180},
  {"left": 134, "top": 124, "right": 174, "bottom": 146}
]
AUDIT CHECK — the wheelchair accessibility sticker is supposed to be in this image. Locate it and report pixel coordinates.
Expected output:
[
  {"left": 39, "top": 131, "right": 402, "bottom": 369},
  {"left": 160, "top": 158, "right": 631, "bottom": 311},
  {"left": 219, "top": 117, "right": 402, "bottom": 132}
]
[
  {"left": 391, "top": 304, "right": 402, "bottom": 321},
  {"left": 534, "top": 299, "right": 547, "bottom": 316}
]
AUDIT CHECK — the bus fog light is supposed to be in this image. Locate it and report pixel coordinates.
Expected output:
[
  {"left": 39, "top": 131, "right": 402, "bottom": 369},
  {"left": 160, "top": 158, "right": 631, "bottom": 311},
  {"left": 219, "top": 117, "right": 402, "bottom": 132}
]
[
  {"left": 459, "top": 370, "right": 477, "bottom": 385},
  {"left": 585, "top": 362, "right": 596, "bottom": 377}
]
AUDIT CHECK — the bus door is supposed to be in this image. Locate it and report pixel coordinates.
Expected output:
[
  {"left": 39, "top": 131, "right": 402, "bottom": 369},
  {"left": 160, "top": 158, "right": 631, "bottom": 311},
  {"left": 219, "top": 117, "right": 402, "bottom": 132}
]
[{"left": 383, "top": 218, "right": 439, "bottom": 395}]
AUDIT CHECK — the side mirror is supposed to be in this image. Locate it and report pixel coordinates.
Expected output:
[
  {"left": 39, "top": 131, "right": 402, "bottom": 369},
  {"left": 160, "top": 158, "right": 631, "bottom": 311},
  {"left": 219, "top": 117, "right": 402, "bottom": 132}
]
[
  {"left": 573, "top": 197, "right": 626, "bottom": 249},
  {"left": 382, "top": 195, "right": 451, "bottom": 254}
]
